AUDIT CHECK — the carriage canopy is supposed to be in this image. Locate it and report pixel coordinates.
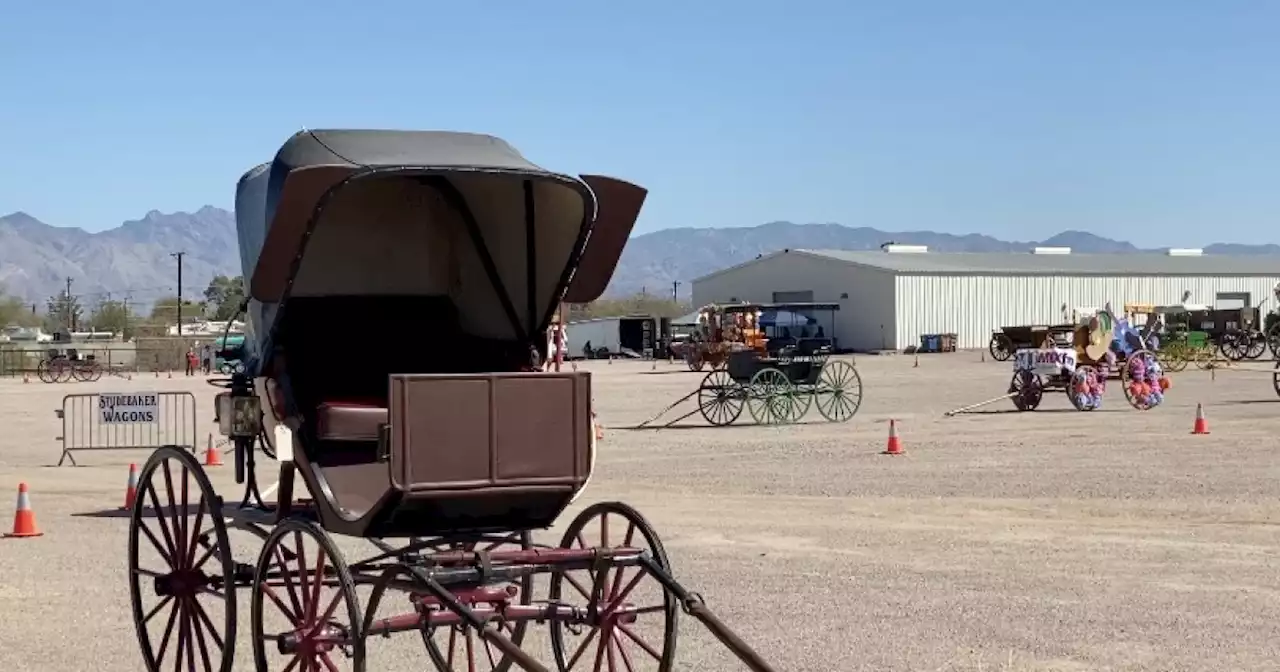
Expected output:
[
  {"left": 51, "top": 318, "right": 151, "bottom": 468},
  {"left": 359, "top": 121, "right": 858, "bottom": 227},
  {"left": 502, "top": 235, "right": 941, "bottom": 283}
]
[{"left": 235, "top": 129, "right": 645, "bottom": 352}]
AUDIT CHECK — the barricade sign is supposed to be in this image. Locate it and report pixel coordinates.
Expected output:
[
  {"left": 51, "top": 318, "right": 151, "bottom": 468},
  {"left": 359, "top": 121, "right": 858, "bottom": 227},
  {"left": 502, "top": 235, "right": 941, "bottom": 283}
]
[{"left": 56, "top": 392, "right": 198, "bottom": 466}]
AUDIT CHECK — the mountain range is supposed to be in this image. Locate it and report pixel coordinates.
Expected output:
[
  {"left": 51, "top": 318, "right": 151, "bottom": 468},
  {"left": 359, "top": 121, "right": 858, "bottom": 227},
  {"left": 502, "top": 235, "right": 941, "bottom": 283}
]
[{"left": 2, "top": 208, "right": 1278, "bottom": 306}]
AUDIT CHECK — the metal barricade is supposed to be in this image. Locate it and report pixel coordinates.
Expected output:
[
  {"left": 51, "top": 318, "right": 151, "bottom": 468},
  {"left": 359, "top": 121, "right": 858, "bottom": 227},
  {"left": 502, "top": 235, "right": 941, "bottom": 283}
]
[{"left": 55, "top": 392, "right": 198, "bottom": 466}]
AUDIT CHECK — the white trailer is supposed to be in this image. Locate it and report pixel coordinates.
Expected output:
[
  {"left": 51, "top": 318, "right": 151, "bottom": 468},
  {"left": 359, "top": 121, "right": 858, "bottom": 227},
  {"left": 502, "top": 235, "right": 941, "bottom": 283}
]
[{"left": 564, "top": 316, "right": 664, "bottom": 359}]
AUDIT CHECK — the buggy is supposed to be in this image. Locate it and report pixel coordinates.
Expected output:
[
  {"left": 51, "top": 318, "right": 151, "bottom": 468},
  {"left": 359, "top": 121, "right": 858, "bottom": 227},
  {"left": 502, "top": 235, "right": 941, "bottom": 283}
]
[
  {"left": 126, "top": 130, "right": 776, "bottom": 672},
  {"left": 681, "top": 302, "right": 768, "bottom": 371}
]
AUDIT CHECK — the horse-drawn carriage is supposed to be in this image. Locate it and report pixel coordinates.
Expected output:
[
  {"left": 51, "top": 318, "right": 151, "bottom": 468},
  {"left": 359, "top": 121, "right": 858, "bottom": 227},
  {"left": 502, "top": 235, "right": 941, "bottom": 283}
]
[
  {"left": 641, "top": 339, "right": 862, "bottom": 427},
  {"left": 951, "top": 306, "right": 1170, "bottom": 415},
  {"left": 680, "top": 302, "right": 768, "bottom": 371},
  {"left": 126, "top": 130, "right": 775, "bottom": 672}
]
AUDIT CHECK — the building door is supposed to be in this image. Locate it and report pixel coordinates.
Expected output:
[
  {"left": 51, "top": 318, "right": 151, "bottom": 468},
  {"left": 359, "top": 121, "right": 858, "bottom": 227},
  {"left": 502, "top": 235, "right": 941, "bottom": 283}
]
[
  {"left": 1214, "top": 292, "right": 1250, "bottom": 310},
  {"left": 772, "top": 290, "right": 814, "bottom": 303}
]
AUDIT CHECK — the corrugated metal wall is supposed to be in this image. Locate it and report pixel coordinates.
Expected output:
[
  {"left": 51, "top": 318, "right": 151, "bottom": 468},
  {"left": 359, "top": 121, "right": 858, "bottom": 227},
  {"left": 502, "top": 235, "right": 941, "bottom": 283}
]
[{"left": 895, "top": 274, "right": 1280, "bottom": 350}]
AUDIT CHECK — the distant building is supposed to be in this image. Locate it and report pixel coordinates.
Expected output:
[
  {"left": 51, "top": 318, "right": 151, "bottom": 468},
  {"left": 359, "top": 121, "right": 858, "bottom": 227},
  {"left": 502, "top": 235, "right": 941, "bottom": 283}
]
[{"left": 691, "top": 246, "right": 1280, "bottom": 351}]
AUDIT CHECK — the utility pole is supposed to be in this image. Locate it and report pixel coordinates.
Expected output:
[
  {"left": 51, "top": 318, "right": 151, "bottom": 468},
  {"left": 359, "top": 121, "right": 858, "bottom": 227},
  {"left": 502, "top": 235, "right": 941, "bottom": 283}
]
[
  {"left": 672, "top": 281, "right": 681, "bottom": 302},
  {"left": 64, "top": 276, "right": 75, "bottom": 331},
  {"left": 171, "top": 252, "right": 185, "bottom": 336}
]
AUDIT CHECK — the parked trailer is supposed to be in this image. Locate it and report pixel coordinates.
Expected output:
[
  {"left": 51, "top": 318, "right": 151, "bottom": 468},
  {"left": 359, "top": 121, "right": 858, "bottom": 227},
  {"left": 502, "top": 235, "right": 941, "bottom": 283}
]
[{"left": 564, "top": 315, "right": 666, "bottom": 359}]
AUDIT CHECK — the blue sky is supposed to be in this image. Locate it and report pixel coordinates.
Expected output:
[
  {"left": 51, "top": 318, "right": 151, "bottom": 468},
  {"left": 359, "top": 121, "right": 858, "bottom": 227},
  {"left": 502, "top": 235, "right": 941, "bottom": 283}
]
[{"left": 1, "top": 1, "right": 1276, "bottom": 245}]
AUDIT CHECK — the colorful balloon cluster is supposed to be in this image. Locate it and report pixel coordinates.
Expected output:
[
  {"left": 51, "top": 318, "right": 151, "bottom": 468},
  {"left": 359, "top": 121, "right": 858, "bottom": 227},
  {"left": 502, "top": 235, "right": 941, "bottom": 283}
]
[
  {"left": 1126, "top": 354, "right": 1171, "bottom": 409},
  {"left": 1070, "top": 366, "right": 1107, "bottom": 410}
]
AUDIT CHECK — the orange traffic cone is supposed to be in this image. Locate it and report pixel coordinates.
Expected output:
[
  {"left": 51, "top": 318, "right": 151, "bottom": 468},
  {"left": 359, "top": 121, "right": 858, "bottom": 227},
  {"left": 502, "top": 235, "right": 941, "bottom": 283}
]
[
  {"left": 1191, "top": 403, "right": 1210, "bottom": 435},
  {"left": 5, "top": 483, "right": 42, "bottom": 538},
  {"left": 204, "top": 434, "right": 224, "bottom": 467},
  {"left": 122, "top": 464, "right": 139, "bottom": 510},
  {"left": 882, "top": 420, "right": 904, "bottom": 455}
]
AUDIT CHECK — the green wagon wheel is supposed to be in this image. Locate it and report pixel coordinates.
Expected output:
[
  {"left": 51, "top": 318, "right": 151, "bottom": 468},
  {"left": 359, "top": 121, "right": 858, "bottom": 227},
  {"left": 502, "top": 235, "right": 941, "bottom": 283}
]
[
  {"left": 813, "top": 360, "right": 862, "bottom": 422},
  {"left": 697, "top": 370, "right": 746, "bottom": 426},
  {"left": 747, "top": 368, "right": 796, "bottom": 425}
]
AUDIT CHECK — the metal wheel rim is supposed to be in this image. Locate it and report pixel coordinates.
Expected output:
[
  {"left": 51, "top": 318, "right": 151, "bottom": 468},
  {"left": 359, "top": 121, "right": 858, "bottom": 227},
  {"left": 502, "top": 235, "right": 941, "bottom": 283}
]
[
  {"left": 1009, "top": 371, "right": 1042, "bottom": 411},
  {"left": 250, "top": 519, "right": 366, "bottom": 672},
  {"left": 746, "top": 368, "right": 795, "bottom": 425},
  {"left": 696, "top": 370, "right": 745, "bottom": 426},
  {"left": 814, "top": 360, "right": 861, "bottom": 422},
  {"left": 549, "top": 501, "right": 679, "bottom": 672},
  {"left": 128, "top": 446, "right": 236, "bottom": 672},
  {"left": 1245, "top": 335, "right": 1266, "bottom": 359},
  {"left": 989, "top": 336, "right": 1012, "bottom": 361}
]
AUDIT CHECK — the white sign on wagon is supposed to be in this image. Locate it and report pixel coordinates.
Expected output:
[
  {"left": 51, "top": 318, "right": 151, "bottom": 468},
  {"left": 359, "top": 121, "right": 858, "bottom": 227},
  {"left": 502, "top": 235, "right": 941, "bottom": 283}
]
[
  {"left": 1013, "top": 348, "right": 1077, "bottom": 375},
  {"left": 98, "top": 393, "right": 160, "bottom": 424}
]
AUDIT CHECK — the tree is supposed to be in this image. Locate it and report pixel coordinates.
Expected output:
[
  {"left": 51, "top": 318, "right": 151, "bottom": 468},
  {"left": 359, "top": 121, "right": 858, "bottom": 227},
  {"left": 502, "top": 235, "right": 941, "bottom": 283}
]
[
  {"left": 203, "top": 275, "right": 245, "bottom": 321},
  {"left": 89, "top": 299, "right": 133, "bottom": 337},
  {"left": 45, "top": 291, "right": 84, "bottom": 331},
  {"left": 566, "top": 294, "right": 690, "bottom": 321},
  {"left": 0, "top": 286, "right": 39, "bottom": 328}
]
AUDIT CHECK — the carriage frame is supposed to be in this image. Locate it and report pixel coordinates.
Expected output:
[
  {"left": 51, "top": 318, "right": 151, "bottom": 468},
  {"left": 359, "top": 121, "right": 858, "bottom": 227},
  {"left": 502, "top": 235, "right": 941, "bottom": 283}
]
[{"left": 124, "top": 129, "right": 776, "bottom": 672}]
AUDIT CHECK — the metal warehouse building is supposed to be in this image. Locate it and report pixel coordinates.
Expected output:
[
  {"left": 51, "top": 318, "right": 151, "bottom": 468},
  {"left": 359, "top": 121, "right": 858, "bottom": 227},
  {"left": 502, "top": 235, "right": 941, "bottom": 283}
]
[{"left": 691, "top": 246, "right": 1280, "bottom": 352}]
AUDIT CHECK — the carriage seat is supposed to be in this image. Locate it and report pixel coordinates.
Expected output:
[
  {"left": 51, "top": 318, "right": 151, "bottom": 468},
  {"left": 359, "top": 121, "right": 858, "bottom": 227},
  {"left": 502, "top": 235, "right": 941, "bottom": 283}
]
[{"left": 315, "top": 400, "right": 387, "bottom": 442}]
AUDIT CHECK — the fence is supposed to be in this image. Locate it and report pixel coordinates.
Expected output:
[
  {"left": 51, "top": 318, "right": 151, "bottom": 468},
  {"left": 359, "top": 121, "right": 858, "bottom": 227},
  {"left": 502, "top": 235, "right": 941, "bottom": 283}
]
[
  {"left": 0, "top": 339, "right": 208, "bottom": 377},
  {"left": 55, "top": 391, "right": 198, "bottom": 466}
]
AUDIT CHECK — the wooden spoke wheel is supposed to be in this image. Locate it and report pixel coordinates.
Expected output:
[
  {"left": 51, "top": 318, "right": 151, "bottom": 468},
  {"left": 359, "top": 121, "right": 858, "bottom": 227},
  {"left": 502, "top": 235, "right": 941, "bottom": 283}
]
[
  {"left": 1219, "top": 334, "right": 1248, "bottom": 361},
  {"left": 1268, "top": 323, "right": 1280, "bottom": 359},
  {"left": 685, "top": 351, "right": 704, "bottom": 372},
  {"left": 251, "top": 519, "right": 366, "bottom": 672},
  {"left": 1156, "top": 344, "right": 1189, "bottom": 373},
  {"left": 1244, "top": 332, "right": 1267, "bottom": 360},
  {"left": 1273, "top": 360, "right": 1280, "bottom": 398},
  {"left": 128, "top": 446, "right": 236, "bottom": 672},
  {"left": 417, "top": 533, "right": 533, "bottom": 672},
  {"left": 813, "top": 359, "right": 862, "bottom": 422},
  {"left": 1008, "top": 370, "right": 1043, "bottom": 411},
  {"left": 988, "top": 334, "right": 1013, "bottom": 362},
  {"left": 1065, "top": 365, "right": 1102, "bottom": 411},
  {"left": 53, "top": 358, "right": 74, "bottom": 383},
  {"left": 549, "top": 502, "right": 678, "bottom": 672},
  {"left": 696, "top": 370, "right": 745, "bottom": 426},
  {"left": 73, "top": 360, "right": 103, "bottom": 382},
  {"left": 36, "top": 358, "right": 55, "bottom": 383},
  {"left": 1192, "top": 347, "right": 1217, "bottom": 370},
  {"left": 746, "top": 367, "right": 797, "bottom": 425}
]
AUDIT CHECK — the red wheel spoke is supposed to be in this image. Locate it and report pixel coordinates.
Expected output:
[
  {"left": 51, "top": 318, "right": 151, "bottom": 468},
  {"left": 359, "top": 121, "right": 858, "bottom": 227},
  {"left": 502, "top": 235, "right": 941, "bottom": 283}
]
[
  {"left": 316, "top": 587, "right": 347, "bottom": 626},
  {"left": 155, "top": 597, "right": 181, "bottom": 662},
  {"left": 187, "top": 597, "right": 214, "bottom": 672},
  {"left": 611, "top": 630, "right": 638, "bottom": 672},
  {"left": 145, "top": 482, "right": 179, "bottom": 567},
  {"left": 161, "top": 462, "right": 185, "bottom": 566},
  {"left": 309, "top": 543, "right": 328, "bottom": 626},
  {"left": 281, "top": 655, "right": 301, "bottom": 672},
  {"left": 600, "top": 514, "right": 610, "bottom": 548},
  {"left": 184, "top": 497, "right": 208, "bottom": 569},
  {"left": 465, "top": 627, "right": 476, "bottom": 672},
  {"left": 629, "top": 605, "right": 666, "bottom": 615},
  {"left": 273, "top": 545, "right": 305, "bottom": 623},
  {"left": 261, "top": 583, "right": 299, "bottom": 624},
  {"left": 611, "top": 569, "right": 649, "bottom": 607},
  {"left": 564, "top": 628, "right": 599, "bottom": 670},
  {"left": 616, "top": 624, "right": 662, "bottom": 661},
  {"left": 606, "top": 627, "right": 621, "bottom": 672},
  {"left": 293, "top": 531, "right": 312, "bottom": 623},
  {"left": 591, "top": 625, "right": 609, "bottom": 672},
  {"left": 445, "top": 626, "right": 458, "bottom": 667},
  {"left": 574, "top": 532, "right": 587, "bottom": 549},
  {"left": 189, "top": 593, "right": 226, "bottom": 650},
  {"left": 319, "top": 652, "right": 341, "bottom": 672},
  {"left": 137, "top": 519, "right": 174, "bottom": 567},
  {"left": 483, "top": 631, "right": 500, "bottom": 668},
  {"left": 143, "top": 595, "right": 174, "bottom": 625}
]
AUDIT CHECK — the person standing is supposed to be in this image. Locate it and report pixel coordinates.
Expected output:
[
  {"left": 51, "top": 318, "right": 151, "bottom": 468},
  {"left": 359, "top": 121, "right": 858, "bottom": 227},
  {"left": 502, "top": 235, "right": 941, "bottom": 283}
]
[{"left": 185, "top": 346, "right": 197, "bottom": 376}]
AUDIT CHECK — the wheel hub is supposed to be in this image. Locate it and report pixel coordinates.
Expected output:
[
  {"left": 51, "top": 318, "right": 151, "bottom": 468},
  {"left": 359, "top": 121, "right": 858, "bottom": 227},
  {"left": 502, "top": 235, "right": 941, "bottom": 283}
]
[
  {"left": 153, "top": 568, "right": 211, "bottom": 597},
  {"left": 278, "top": 624, "right": 345, "bottom": 656}
]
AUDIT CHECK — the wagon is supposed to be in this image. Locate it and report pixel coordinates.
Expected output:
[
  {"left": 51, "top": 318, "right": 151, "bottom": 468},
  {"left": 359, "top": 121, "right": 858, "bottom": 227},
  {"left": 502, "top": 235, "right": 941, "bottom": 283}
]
[
  {"left": 691, "top": 342, "right": 861, "bottom": 425},
  {"left": 126, "top": 130, "right": 776, "bottom": 672},
  {"left": 682, "top": 302, "right": 768, "bottom": 371},
  {"left": 988, "top": 323, "right": 1076, "bottom": 362}
]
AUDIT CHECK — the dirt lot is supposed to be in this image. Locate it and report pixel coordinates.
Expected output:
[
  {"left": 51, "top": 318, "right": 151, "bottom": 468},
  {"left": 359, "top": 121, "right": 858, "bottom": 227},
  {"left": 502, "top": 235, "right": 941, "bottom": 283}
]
[{"left": 1, "top": 354, "right": 1279, "bottom": 671}]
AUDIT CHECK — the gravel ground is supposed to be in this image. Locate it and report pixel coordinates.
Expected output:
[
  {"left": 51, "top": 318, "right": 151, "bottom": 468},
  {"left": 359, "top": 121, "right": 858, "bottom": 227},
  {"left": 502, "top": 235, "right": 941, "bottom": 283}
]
[{"left": 1, "top": 354, "right": 1278, "bottom": 671}]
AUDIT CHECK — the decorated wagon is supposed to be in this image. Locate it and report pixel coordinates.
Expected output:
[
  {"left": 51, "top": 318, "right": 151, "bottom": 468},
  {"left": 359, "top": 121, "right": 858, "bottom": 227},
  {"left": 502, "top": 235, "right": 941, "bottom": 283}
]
[{"left": 125, "top": 130, "right": 776, "bottom": 672}]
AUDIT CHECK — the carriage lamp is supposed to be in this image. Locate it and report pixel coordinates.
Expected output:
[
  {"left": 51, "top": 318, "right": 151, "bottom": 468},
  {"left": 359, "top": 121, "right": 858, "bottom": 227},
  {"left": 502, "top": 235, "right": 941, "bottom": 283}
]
[{"left": 217, "top": 393, "right": 263, "bottom": 438}]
